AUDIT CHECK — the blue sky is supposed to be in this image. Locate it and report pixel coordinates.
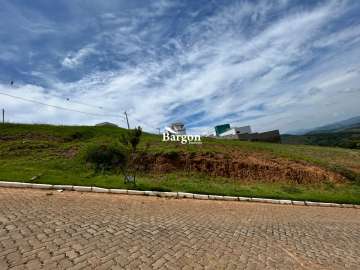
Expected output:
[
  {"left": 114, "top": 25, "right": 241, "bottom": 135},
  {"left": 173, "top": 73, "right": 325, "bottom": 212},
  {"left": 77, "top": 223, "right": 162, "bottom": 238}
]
[{"left": 0, "top": 0, "right": 360, "bottom": 134}]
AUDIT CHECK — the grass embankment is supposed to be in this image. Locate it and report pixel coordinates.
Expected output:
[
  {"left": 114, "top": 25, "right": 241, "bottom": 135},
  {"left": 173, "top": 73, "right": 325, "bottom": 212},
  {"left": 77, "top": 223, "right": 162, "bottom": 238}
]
[{"left": 0, "top": 123, "right": 360, "bottom": 204}]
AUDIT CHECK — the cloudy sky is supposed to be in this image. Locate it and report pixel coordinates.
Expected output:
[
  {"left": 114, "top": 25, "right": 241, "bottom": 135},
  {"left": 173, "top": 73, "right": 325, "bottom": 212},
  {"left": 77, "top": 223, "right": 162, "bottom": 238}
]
[{"left": 0, "top": 0, "right": 360, "bottom": 134}]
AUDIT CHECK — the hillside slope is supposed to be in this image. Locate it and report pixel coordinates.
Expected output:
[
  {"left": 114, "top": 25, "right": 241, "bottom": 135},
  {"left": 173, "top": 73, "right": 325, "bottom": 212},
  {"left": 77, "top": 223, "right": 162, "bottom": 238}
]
[
  {"left": 308, "top": 116, "right": 360, "bottom": 134},
  {"left": 1, "top": 123, "right": 360, "bottom": 203},
  {"left": 281, "top": 130, "right": 360, "bottom": 149},
  {"left": 282, "top": 116, "right": 360, "bottom": 149}
]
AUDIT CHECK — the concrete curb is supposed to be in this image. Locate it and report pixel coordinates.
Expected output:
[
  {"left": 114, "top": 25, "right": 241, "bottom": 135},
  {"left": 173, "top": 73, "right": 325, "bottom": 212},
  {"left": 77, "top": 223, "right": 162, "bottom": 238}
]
[{"left": 0, "top": 181, "right": 357, "bottom": 209}]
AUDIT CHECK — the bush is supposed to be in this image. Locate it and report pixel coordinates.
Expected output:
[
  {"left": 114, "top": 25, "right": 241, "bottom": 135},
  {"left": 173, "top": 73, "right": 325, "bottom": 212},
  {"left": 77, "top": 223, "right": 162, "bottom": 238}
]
[
  {"left": 164, "top": 150, "right": 180, "bottom": 160},
  {"left": 119, "top": 126, "right": 142, "bottom": 152},
  {"left": 64, "top": 130, "right": 94, "bottom": 142},
  {"left": 84, "top": 142, "right": 128, "bottom": 172}
]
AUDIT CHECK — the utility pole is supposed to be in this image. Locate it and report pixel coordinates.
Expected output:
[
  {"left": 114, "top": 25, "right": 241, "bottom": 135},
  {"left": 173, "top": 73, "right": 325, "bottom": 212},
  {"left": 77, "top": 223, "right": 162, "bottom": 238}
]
[
  {"left": 124, "top": 111, "right": 130, "bottom": 129},
  {"left": 2, "top": 109, "right": 4, "bottom": 124},
  {"left": 157, "top": 128, "right": 161, "bottom": 135}
]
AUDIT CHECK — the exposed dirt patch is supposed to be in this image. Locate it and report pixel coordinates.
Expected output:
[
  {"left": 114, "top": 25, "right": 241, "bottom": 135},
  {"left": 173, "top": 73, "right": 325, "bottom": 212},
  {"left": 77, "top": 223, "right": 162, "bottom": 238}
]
[
  {"left": 0, "top": 133, "right": 63, "bottom": 143},
  {"left": 134, "top": 151, "right": 345, "bottom": 184},
  {"left": 61, "top": 146, "right": 79, "bottom": 159}
]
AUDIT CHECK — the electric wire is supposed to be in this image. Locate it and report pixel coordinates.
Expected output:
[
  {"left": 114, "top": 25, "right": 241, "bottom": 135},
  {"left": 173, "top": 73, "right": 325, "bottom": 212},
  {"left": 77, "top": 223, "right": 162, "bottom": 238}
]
[{"left": 0, "top": 91, "right": 126, "bottom": 119}]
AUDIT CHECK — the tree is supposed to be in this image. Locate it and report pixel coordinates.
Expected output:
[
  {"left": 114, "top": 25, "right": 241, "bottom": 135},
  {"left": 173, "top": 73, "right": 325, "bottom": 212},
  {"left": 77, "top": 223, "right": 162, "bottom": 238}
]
[
  {"left": 119, "top": 126, "right": 143, "bottom": 184},
  {"left": 83, "top": 127, "right": 143, "bottom": 185}
]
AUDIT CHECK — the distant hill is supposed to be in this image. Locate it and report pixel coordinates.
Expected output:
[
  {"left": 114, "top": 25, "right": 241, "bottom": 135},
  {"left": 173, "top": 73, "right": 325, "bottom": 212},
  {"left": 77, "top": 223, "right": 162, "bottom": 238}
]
[
  {"left": 282, "top": 116, "right": 360, "bottom": 149},
  {"left": 287, "top": 116, "right": 360, "bottom": 135},
  {"left": 307, "top": 116, "right": 360, "bottom": 134}
]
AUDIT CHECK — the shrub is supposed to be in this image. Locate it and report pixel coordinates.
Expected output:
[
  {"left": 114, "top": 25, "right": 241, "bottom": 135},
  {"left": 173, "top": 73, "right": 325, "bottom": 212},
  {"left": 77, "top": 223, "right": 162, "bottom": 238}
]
[
  {"left": 64, "top": 130, "right": 94, "bottom": 142},
  {"left": 165, "top": 150, "right": 180, "bottom": 160},
  {"left": 84, "top": 142, "right": 128, "bottom": 173},
  {"left": 119, "top": 126, "right": 142, "bottom": 152}
]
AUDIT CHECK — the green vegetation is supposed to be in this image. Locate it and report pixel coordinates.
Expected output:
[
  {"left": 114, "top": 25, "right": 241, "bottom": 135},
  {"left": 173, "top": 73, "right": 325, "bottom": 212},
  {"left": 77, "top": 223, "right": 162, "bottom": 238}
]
[
  {"left": 282, "top": 130, "right": 360, "bottom": 149},
  {"left": 83, "top": 142, "right": 128, "bottom": 173},
  {"left": 1, "top": 123, "right": 360, "bottom": 204}
]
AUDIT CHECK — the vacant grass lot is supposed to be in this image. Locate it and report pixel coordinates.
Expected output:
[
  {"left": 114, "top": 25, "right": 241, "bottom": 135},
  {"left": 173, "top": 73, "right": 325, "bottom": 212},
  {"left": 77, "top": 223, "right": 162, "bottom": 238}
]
[{"left": 1, "top": 123, "right": 359, "bottom": 204}]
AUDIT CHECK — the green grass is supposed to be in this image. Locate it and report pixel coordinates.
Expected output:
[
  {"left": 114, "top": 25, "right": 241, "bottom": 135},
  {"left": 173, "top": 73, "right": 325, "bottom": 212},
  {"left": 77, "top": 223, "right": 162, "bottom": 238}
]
[{"left": 1, "top": 123, "right": 360, "bottom": 204}]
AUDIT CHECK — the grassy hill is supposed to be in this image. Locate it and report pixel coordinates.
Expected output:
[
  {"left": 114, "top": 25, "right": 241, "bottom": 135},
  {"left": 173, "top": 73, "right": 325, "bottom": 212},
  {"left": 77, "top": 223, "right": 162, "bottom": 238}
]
[
  {"left": 308, "top": 116, "right": 360, "bottom": 134},
  {"left": 282, "top": 116, "right": 360, "bottom": 149},
  {"left": 1, "top": 123, "right": 360, "bottom": 204},
  {"left": 282, "top": 130, "right": 360, "bottom": 149}
]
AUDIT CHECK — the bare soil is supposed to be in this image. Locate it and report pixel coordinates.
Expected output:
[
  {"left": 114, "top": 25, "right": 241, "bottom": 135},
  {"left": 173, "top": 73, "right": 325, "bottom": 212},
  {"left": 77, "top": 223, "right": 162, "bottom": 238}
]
[{"left": 135, "top": 151, "right": 345, "bottom": 184}]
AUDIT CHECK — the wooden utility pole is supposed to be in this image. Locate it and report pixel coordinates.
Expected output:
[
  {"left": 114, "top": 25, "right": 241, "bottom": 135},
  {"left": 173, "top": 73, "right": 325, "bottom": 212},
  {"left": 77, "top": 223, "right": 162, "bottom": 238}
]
[
  {"left": 2, "top": 109, "right": 4, "bottom": 124},
  {"left": 124, "top": 111, "right": 130, "bottom": 129},
  {"left": 157, "top": 128, "right": 161, "bottom": 134}
]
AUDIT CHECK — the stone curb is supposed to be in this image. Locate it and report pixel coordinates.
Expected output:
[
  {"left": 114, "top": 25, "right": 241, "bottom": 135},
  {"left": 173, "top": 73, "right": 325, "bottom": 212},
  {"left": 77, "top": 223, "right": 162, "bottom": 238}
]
[
  {"left": 92, "top": 187, "right": 109, "bottom": 193},
  {"left": 0, "top": 181, "right": 358, "bottom": 209},
  {"left": 31, "top": 183, "right": 53, "bottom": 189},
  {"left": 127, "top": 190, "right": 145, "bottom": 196},
  {"left": 177, "top": 192, "right": 194, "bottom": 198},
  {"left": 144, "top": 190, "right": 160, "bottom": 196},
  {"left": 109, "top": 189, "right": 127, "bottom": 194},
  {"left": 194, "top": 194, "right": 209, "bottom": 200},
  {"left": 73, "top": 186, "right": 92, "bottom": 192},
  {"left": 292, "top": 200, "right": 306, "bottom": 206},
  {"left": 209, "top": 195, "right": 224, "bottom": 200},
  {"left": 54, "top": 185, "right": 73, "bottom": 191}
]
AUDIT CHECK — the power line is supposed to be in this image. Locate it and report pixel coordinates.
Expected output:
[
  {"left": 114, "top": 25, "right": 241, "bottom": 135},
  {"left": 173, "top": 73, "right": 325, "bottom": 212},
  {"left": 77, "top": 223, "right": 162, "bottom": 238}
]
[
  {"left": 10, "top": 82, "right": 108, "bottom": 111},
  {"left": 44, "top": 92, "right": 106, "bottom": 110},
  {"left": 66, "top": 99, "right": 104, "bottom": 110},
  {"left": 2, "top": 91, "right": 162, "bottom": 132},
  {"left": 0, "top": 91, "right": 126, "bottom": 119}
]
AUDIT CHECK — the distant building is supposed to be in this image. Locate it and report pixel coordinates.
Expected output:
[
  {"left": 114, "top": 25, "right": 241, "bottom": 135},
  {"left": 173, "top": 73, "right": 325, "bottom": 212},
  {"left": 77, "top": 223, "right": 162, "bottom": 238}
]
[
  {"left": 95, "top": 122, "right": 118, "bottom": 127},
  {"left": 215, "top": 124, "right": 231, "bottom": 136},
  {"left": 213, "top": 123, "right": 280, "bottom": 143},
  {"left": 165, "top": 122, "right": 186, "bottom": 135},
  {"left": 221, "top": 130, "right": 281, "bottom": 143},
  {"left": 219, "top": 125, "right": 252, "bottom": 137},
  {"left": 237, "top": 130, "right": 281, "bottom": 143}
]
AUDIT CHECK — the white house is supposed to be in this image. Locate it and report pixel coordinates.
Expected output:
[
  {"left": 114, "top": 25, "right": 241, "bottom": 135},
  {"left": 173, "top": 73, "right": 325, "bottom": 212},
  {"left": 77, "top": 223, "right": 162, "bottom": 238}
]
[{"left": 165, "top": 122, "right": 186, "bottom": 135}]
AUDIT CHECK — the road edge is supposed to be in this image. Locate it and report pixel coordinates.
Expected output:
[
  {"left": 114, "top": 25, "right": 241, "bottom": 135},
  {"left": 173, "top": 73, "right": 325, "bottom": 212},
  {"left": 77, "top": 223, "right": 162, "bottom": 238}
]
[{"left": 0, "top": 181, "right": 358, "bottom": 208}]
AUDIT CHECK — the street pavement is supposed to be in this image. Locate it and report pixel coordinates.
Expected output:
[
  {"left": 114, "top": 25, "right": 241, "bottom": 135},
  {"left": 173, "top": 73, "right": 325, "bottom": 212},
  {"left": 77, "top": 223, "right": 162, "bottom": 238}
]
[{"left": 0, "top": 188, "right": 359, "bottom": 270}]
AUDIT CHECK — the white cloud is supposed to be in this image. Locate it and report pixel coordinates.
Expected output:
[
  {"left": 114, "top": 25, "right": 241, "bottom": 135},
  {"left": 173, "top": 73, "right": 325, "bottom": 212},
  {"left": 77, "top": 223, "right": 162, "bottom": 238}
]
[
  {"left": 62, "top": 45, "right": 96, "bottom": 68},
  {"left": 1, "top": 0, "right": 360, "bottom": 134}
]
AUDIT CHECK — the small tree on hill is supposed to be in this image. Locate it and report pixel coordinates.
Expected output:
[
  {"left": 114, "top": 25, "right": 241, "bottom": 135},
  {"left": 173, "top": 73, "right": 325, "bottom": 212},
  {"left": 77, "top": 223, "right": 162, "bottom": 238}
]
[
  {"left": 83, "top": 127, "right": 143, "bottom": 185},
  {"left": 120, "top": 126, "right": 142, "bottom": 184}
]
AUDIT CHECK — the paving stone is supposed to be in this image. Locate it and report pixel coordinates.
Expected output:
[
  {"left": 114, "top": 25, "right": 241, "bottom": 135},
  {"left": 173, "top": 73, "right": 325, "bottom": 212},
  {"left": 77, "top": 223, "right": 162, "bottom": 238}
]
[{"left": 0, "top": 187, "right": 359, "bottom": 270}]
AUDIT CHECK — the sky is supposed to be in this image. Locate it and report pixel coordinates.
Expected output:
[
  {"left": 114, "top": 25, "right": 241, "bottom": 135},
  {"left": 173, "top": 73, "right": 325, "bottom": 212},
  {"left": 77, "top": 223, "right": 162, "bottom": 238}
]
[{"left": 0, "top": 0, "right": 360, "bottom": 134}]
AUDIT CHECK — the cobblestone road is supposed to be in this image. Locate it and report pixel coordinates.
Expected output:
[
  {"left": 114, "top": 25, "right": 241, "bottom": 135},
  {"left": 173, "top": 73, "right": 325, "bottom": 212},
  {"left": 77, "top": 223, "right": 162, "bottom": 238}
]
[{"left": 0, "top": 188, "right": 359, "bottom": 270}]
